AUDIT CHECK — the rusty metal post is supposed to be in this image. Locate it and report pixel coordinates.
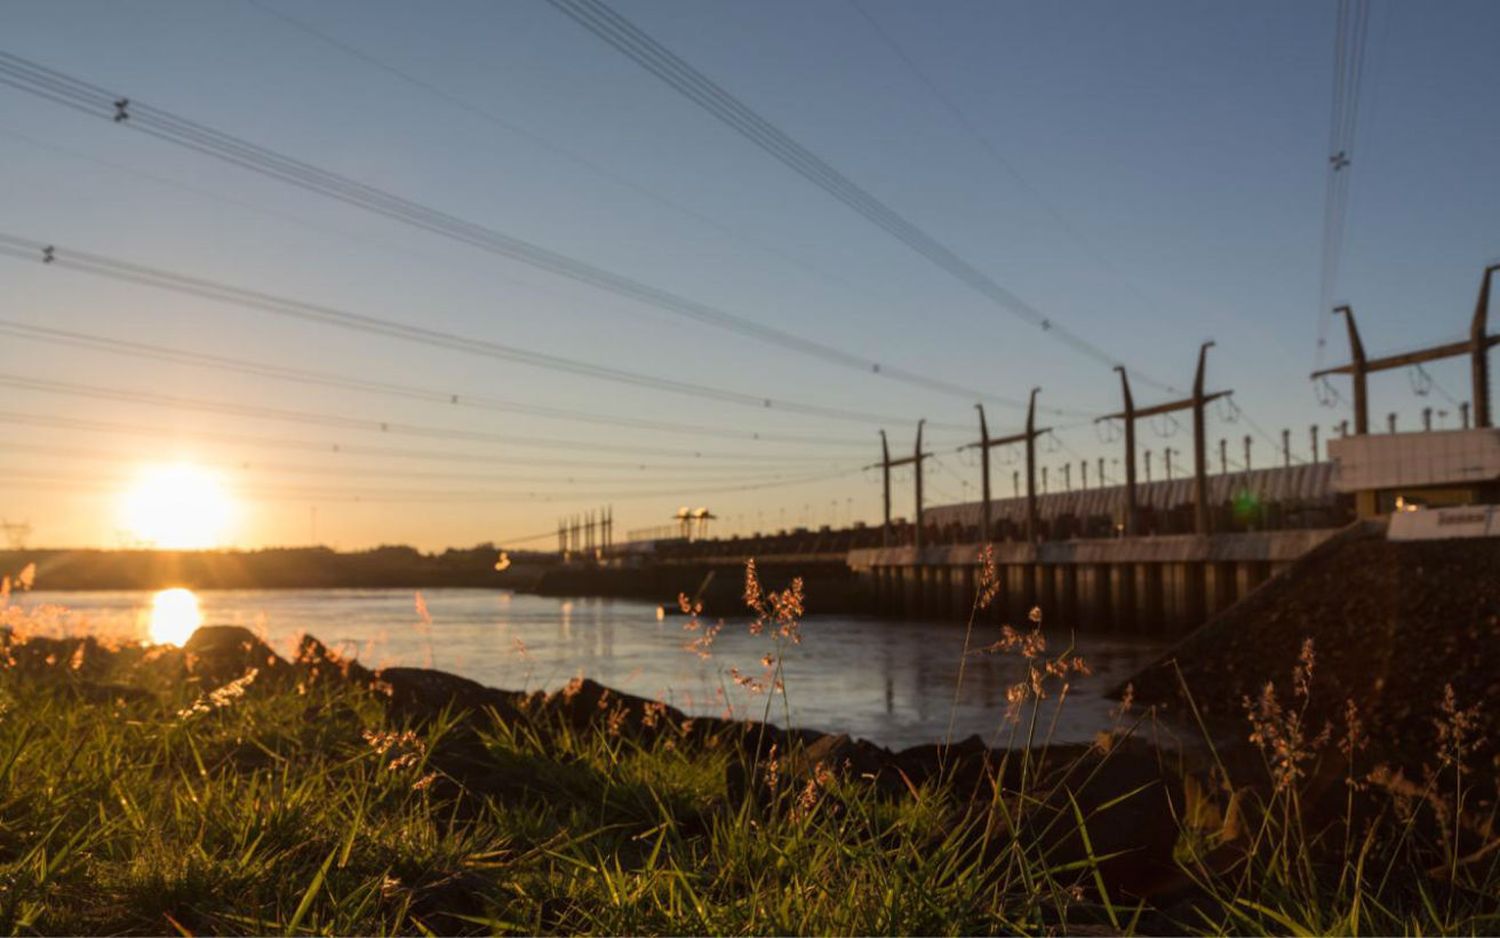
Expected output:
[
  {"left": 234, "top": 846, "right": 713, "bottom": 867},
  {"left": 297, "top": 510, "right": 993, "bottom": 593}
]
[
  {"left": 1191, "top": 341, "right": 1212, "bottom": 534},
  {"left": 1116, "top": 367, "right": 1138, "bottom": 536},
  {"left": 1024, "top": 388, "right": 1040, "bottom": 542},
  {"left": 1335, "top": 306, "right": 1370, "bottom": 434},
  {"left": 913, "top": 419, "right": 926, "bottom": 553},
  {"left": 976, "top": 405, "right": 992, "bottom": 544},
  {"left": 1473, "top": 265, "right": 1496, "bottom": 428},
  {"left": 880, "top": 430, "right": 892, "bottom": 547}
]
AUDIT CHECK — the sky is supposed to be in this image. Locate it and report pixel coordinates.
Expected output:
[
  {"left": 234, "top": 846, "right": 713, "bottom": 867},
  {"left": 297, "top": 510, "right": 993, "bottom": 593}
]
[{"left": 1, "top": 0, "right": 1498, "bottom": 551}]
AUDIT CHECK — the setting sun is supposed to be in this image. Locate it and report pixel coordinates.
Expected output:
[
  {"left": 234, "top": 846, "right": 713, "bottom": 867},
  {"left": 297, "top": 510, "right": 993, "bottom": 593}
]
[{"left": 120, "top": 463, "right": 236, "bottom": 549}]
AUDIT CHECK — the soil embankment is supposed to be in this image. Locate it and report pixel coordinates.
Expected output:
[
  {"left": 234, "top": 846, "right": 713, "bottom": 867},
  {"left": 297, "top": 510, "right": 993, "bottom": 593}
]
[{"left": 1128, "top": 524, "right": 1500, "bottom": 779}]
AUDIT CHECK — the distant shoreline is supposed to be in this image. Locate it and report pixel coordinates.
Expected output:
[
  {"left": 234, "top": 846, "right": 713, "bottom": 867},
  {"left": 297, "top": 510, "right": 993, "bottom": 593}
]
[{"left": 1, "top": 545, "right": 542, "bottom": 592}]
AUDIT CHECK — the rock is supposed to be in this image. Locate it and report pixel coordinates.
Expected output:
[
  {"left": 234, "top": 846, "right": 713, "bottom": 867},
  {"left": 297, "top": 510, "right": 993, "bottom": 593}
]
[
  {"left": 183, "top": 625, "right": 287, "bottom": 687},
  {"left": 374, "top": 666, "right": 526, "bottom": 724}
]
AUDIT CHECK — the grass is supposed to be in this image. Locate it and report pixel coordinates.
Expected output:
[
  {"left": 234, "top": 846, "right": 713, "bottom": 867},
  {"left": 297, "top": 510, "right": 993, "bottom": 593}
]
[{"left": 0, "top": 560, "right": 1497, "bottom": 935}]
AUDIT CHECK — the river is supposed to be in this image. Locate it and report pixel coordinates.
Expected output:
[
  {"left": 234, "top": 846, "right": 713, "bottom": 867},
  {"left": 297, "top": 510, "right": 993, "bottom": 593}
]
[{"left": 11, "top": 588, "right": 1170, "bottom": 751}]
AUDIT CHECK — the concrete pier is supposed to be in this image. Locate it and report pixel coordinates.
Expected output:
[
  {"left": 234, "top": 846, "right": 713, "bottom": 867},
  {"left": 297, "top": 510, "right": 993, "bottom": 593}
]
[{"left": 847, "top": 529, "right": 1336, "bottom": 634}]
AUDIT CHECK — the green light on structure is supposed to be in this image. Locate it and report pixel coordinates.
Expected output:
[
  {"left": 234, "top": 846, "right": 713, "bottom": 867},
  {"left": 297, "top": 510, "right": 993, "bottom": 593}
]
[{"left": 1231, "top": 489, "right": 1262, "bottom": 523}]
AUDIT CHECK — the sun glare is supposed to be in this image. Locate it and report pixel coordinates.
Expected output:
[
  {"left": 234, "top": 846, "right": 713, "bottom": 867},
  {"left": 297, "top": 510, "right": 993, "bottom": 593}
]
[
  {"left": 147, "top": 588, "right": 202, "bottom": 646},
  {"left": 121, "top": 463, "right": 236, "bottom": 549}
]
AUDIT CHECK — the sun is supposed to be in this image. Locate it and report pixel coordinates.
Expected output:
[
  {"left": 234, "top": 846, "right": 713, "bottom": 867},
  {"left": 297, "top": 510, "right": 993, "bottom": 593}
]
[{"left": 120, "top": 463, "right": 237, "bottom": 549}]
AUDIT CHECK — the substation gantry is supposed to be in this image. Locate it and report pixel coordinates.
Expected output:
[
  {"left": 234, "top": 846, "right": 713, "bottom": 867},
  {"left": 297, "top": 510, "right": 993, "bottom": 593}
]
[
  {"left": 962, "top": 387, "right": 1049, "bottom": 544},
  {"left": 1311, "top": 263, "right": 1499, "bottom": 433},
  {"left": 868, "top": 421, "right": 933, "bottom": 550},
  {"left": 1096, "top": 342, "right": 1232, "bottom": 537}
]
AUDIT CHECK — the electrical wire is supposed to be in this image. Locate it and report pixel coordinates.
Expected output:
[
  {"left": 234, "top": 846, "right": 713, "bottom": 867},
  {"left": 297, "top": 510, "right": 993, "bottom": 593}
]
[
  {"left": 0, "top": 408, "right": 831, "bottom": 475},
  {"left": 245, "top": 0, "right": 891, "bottom": 309},
  {"left": 0, "top": 49, "right": 1033, "bottom": 410},
  {"left": 543, "top": 0, "right": 1175, "bottom": 392},
  {"left": 845, "top": 0, "right": 1170, "bottom": 352},
  {"left": 0, "top": 233, "right": 974, "bottom": 432},
  {"left": 0, "top": 371, "right": 855, "bottom": 463},
  {"left": 0, "top": 318, "right": 873, "bottom": 449},
  {"left": 1314, "top": 0, "right": 1372, "bottom": 366},
  {"left": 3, "top": 462, "right": 864, "bottom": 504},
  {"left": 0, "top": 440, "right": 832, "bottom": 489}
]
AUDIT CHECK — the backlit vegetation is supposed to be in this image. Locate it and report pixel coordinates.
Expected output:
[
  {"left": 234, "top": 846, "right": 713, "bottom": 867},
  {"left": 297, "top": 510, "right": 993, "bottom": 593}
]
[{"left": 0, "top": 559, "right": 1496, "bottom": 934}]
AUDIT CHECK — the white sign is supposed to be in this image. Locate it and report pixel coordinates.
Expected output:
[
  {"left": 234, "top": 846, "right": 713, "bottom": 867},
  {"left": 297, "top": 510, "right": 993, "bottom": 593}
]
[{"left": 1387, "top": 505, "right": 1499, "bottom": 541}]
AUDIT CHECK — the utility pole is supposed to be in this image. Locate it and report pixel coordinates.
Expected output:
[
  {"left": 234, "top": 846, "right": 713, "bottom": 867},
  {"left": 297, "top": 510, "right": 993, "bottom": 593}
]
[
  {"left": 1388, "top": 413, "right": 1397, "bottom": 434},
  {"left": 868, "top": 422, "right": 932, "bottom": 550},
  {"left": 1243, "top": 435, "right": 1252, "bottom": 472},
  {"left": 1042, "top": 466, "right": 1049, "bottom": 494},
  {"left": 1219, "top": 438, "right": 1228, "bottom": 475},
  {"left": 1062, "top": 463, "right": 1072, "bottom": 491},
  {"left": 1462, "top": 402, "right": 1472, "bottom": 428},
  {"left": 1282, "top": 429, "right": 1292, "bottom": 468},
  {"left": 1144, "top": 449, "right": 1152, "bottom": 484},
  {"left": 1080, "top": 460, "right": 1089, "bottom": 489},
  {"left": 1313, "top": 264, "right": 1499, "bottom": 433},
  {"left": 961, "top": 389, "right": 1048, "bottom": 544},
  {"left": 1310, "top": 425, "right": 1320, "bottom": 463},
  {"left": 1164, "top": 448, "right": 1175, "bottom": 482},
  {"left": 1422, "top": 407, "right": 1433, "bottom": 432}
]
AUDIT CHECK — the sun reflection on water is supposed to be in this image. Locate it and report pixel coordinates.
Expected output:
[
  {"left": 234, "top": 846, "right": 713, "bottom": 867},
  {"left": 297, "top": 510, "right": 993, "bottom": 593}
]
[{"left": 148, "top": 588, "right": 202, "bottom": 646}]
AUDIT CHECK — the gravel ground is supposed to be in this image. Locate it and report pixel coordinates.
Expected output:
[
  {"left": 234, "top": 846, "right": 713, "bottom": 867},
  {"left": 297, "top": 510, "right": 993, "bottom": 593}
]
[{"left": 1127, "top": 527, "right": 1500, "bottom": 782}]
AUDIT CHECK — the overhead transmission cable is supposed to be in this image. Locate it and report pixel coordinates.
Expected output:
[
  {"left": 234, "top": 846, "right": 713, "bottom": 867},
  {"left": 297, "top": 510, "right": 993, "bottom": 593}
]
[
  {"left": 846, "top": 0, "right": 1165, "bottom": 326},
  {"left": 542, "top": 0, "right": 1173, "bottom": 392},
  {"left": 0, "top": 440, "right": 838, "bottom": 489},
  {"left": 0, "top": 319, "right": 871, "bottom": 449},
  {"left": 0, "top": 50, "right": 1031, "bottom": 410},
  {"left": 244, "top": 0, "right": 888, "bottom": 307},
  {"left": 1314, "top": 0, "right": 1371, "bottom": 367},
  {"left": 2, "top": 462, "right": 864, "bottom": 505},
  {"left": 0, "top": 409, "right": 825, "bottom": 476},
  {"left": 0, "top": 372, "right": 856, "bottom": 464},
  {"left": 0, "top": 234, "right": 976, "bottom": 432}
]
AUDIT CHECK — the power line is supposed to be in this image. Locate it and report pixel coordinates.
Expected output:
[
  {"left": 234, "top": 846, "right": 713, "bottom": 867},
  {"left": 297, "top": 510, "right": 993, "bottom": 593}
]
[
  {"left": 0, "top": 318, "right": 872, "bottom": 449},
  {"left": 0, "top": 440, "right": 833, "bottom": 489},
  {"left": 0, "top": 233, "right": 979, "bottom": 431},
  {"left": 245, "top": 0, "right": 892, "bottom": 310},
  {"left": 0, "top": 408, "right": 832, "bottom": 475},
  {"left": 2, "top": 462, "right": 863, "bottom": 504},
  {"left": 0, "top": 49, "right": 1029, "bottom": 409},
  {"left": 0, "top": 371, "right": 855, "bottom": 464},
  {"left": 542, "top": 0, "right": 1174, "bottom": 392},
  {"left": 845, "top": 0, "right": 1166, "bottom": 328},
  {"left": 1314, "top": 0, "right": 1372, "bottom": 367}
]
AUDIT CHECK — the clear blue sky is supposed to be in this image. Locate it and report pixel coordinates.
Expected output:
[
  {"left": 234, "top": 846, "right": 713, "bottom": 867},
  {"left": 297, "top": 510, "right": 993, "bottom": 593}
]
[{"left": 2, "top": 0, "right": 1497, "bottom": 549}]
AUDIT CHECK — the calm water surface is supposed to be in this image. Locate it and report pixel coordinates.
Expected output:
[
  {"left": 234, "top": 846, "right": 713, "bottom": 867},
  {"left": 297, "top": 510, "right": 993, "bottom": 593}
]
[{"left": 16, "top": 588, "right": 1168, "bottom": 751}]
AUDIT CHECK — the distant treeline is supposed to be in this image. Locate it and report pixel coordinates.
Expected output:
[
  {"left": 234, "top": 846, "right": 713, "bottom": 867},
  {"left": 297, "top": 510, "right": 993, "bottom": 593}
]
[{"left": 0, "top": 545, "right": 557, "bottom": 591}]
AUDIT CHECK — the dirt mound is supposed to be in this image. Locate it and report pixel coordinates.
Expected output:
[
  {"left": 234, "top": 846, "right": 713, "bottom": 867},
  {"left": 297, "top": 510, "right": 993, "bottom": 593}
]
[{"left": 1128, "top": 526, "right": 1500, "bottom": 778}]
